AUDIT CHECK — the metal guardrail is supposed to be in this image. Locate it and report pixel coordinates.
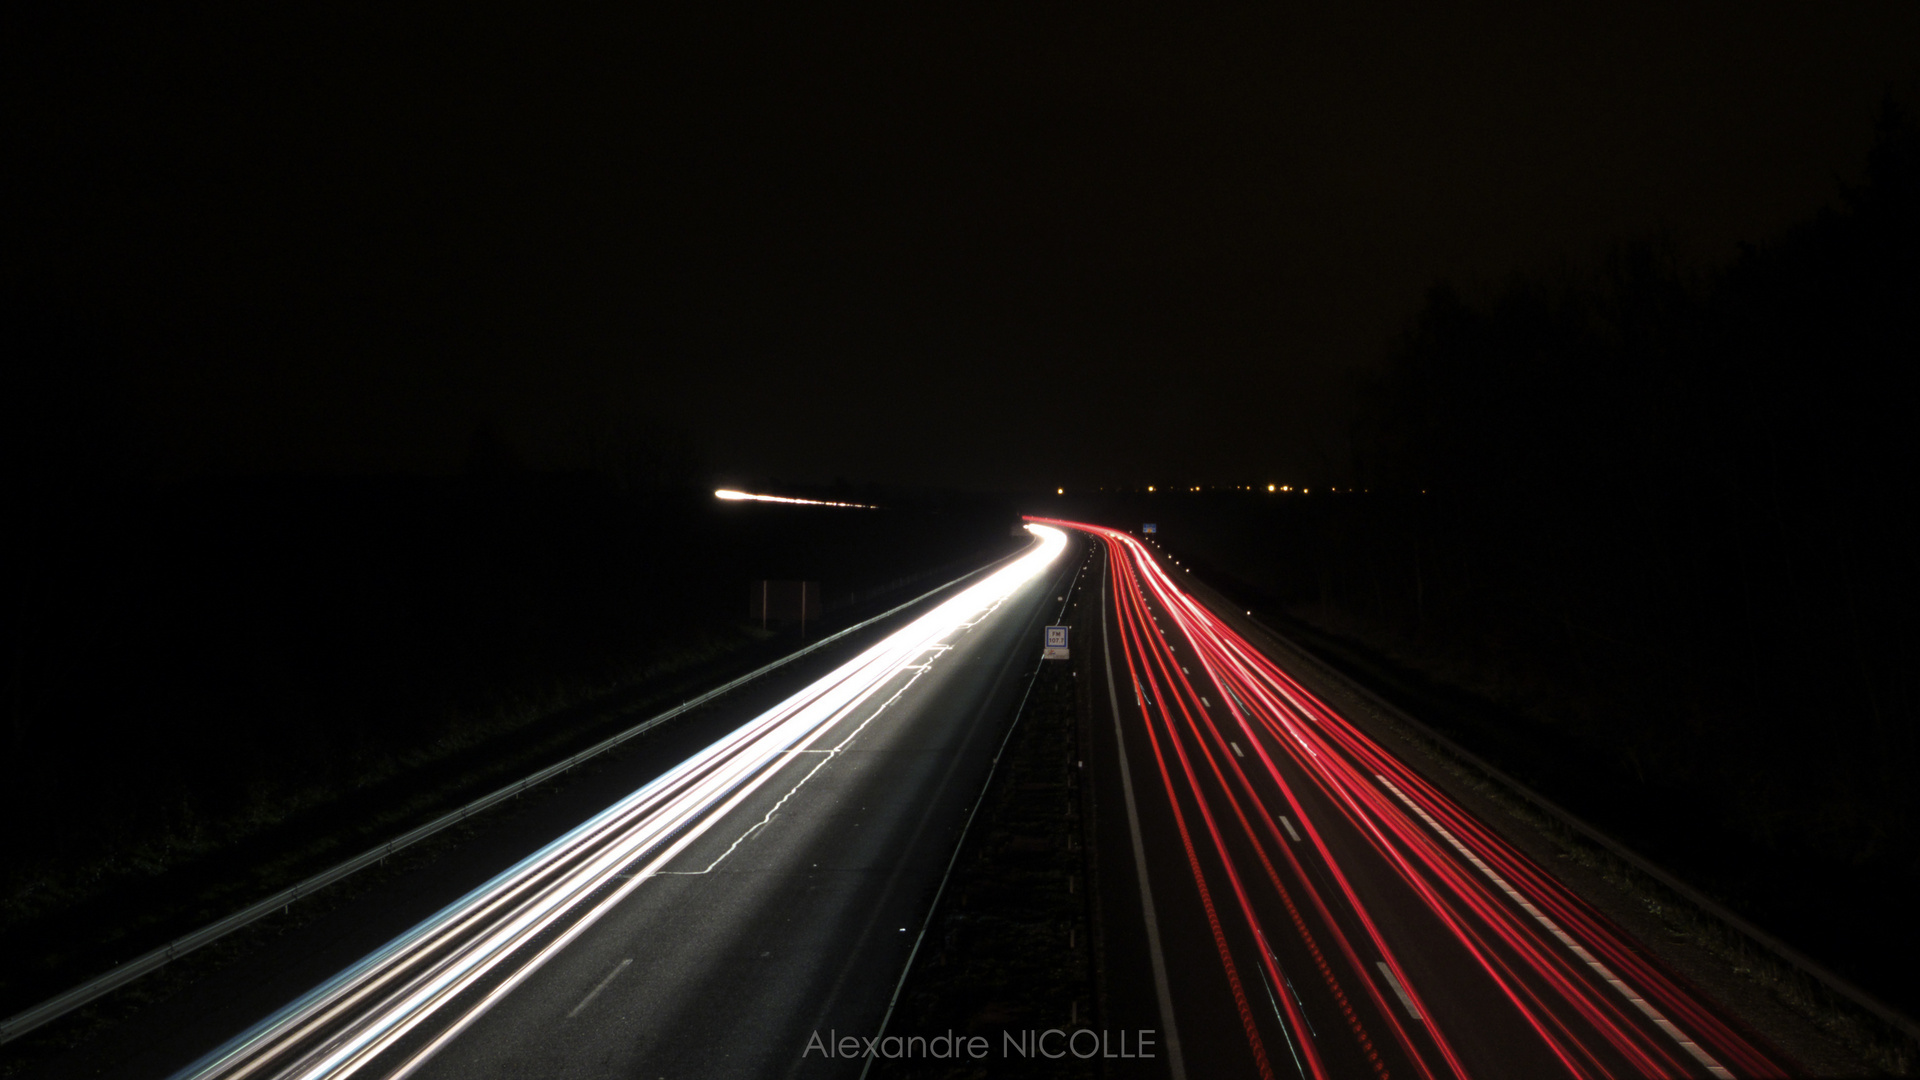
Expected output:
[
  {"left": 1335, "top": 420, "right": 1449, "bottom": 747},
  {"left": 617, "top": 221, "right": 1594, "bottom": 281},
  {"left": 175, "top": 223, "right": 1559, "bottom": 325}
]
[
  {"left": 0, "top": 550, "right": 1021, "bottom": 1046},
  {"left": 1176, "top": 571, "right": 1920, "bottom": 1061}
]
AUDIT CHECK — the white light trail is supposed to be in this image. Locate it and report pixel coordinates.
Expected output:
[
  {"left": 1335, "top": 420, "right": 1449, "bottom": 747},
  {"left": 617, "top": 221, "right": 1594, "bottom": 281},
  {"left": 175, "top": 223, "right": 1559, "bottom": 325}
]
[
  {"left": 177, "top": 525, "right": 1066, "bottom": 1080},
  {"left": 714, "top": 489, "right": 875, "bottom": 508}
]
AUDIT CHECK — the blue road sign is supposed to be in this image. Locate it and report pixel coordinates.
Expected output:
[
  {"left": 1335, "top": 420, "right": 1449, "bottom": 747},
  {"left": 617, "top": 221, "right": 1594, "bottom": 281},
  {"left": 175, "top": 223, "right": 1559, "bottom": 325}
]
[{"left": 1043, "top": 625, "right": 1070, "bottom": 659}]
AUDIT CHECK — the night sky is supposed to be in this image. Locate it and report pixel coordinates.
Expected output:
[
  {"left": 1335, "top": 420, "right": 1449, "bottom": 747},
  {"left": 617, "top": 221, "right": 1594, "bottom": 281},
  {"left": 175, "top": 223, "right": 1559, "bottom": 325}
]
[{"left": 7, "top": 2, "right": 1918, "bottom": 490}]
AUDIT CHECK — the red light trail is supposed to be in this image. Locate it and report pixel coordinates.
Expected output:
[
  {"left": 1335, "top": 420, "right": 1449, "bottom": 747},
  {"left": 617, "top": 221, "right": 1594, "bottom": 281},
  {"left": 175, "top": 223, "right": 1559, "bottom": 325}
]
[{"left": 1030, "top": 517, "right": 1786, "bottom": 1080}]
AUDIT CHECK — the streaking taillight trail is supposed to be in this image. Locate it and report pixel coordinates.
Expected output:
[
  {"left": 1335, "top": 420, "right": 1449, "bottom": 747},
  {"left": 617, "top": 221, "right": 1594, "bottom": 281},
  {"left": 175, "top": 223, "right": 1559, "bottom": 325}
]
[{"left": 1031, "top": 517, "right": 1784, "bottom": 1080}]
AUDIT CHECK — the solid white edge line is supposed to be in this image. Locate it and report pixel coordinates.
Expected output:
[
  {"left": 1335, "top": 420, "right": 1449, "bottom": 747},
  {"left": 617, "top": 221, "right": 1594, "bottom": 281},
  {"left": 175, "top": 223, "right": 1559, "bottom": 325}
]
[
  {"left": 1373, "top": 774, "right": 1735, "bottom": 1079},
  {"left": 1101, "top": 547, "right": 1189, "bottom": 1080}
]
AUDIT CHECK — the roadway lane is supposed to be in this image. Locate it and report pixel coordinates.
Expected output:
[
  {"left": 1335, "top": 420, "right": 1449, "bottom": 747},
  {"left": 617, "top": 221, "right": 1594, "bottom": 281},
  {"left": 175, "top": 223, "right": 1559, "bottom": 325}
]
[
  {"left": 1048, "top": 518, "right": 1789, "bottom": 1080},
  {"left": 411, "top": 536, "right": 1083, "bottom": 1079},
  {"left": 164, "top": 526, "right": 1076, "bottom": 1080}
]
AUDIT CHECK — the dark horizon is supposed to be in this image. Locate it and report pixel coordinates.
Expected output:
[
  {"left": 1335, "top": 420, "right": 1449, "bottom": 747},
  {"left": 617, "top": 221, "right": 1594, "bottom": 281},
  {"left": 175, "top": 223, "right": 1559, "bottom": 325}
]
[{"left": 7, "top": 4, "right": 1918, "bottom": 491}]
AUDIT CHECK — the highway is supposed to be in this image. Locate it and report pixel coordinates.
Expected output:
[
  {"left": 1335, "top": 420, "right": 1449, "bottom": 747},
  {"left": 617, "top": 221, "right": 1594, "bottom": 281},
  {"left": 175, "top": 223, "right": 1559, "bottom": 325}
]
[
  {"left": 42, "top": 525, "right": 1074, "bottom": 1080},
  {"left": 28, "top": 513, "right": 1801, "bottom": 1080},
  {"left": 1039, "top": 518, "right": 1791, "bottom": 1080}
]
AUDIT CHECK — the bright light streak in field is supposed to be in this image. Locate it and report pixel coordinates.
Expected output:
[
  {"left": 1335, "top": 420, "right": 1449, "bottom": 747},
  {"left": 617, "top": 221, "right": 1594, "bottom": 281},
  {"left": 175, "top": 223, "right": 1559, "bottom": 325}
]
[
  {"left": 714, "top": 489, "right": 875, "bottom": 508},
  {"left": 178, "top": 526, "right": 1065, "bottom": 1080}
]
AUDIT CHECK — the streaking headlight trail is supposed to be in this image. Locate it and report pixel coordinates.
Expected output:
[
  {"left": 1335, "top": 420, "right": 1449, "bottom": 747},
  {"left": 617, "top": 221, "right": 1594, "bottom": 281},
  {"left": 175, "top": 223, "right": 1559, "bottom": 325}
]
[
  {"left": 713, "top": 489, "right": 876, "bottom": 508},
  {"left": 176, "top": 525, "right": 1066, "bottom": 1080}
]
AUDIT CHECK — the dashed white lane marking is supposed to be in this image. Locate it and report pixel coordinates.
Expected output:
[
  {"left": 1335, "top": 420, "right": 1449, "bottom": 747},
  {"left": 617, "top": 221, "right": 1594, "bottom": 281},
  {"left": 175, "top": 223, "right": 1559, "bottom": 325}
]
[
  {"left": 1374, "top": 774, "right": 1735, "bottom": 1080},
  {"left": 567, "top": 958, "right": 631, "bottom": 1018},
  {"left": 1183, "top": 666, "right": 1190, "bottom": 674},
  {"left": 1375, "top": 961, "right": 1423, "bottom": 1020},
  {"left": 1278, "top": 815, "right": 1303, "bottom": 843},
  {"left": 661, "top": 660, "right": 935, "bottom": 877},
  {"left": 1201, "top": 696, "right": 1212, "bottom": 708},
  {"left": 1230, "top": 741, "right": 1245, "bottom": 759}
]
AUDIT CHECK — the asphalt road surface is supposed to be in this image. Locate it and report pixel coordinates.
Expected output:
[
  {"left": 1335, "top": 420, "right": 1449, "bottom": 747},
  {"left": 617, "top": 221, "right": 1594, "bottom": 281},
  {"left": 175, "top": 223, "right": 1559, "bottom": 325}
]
[
  {"left": 1042, "top": 516, "right": 1792, "bottom": 1080},
  {"left": 33, "top": 528, "right": 1077, "bottom": 1080},
  {"left": 399, "top": 528, "right": 1079, "bottom": 1080},
  {"left": 33, "top": 516, "right": 1802, "bottom": 1080}
]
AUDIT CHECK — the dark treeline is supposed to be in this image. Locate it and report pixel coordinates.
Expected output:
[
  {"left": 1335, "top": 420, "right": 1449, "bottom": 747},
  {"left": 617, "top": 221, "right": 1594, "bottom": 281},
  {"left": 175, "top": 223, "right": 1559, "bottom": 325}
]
[
  {"left": 1062, "top": 102, "right": 1919, "bottom": 1010},
  {"left": 1352, "top": 99, "right": 1918, "bottom": 889},
  {"left": 1352, "top": 99, "right": 1917, "bottom": 830},
  {"left": 0, "top": 462, "right": 1018, "bottom": 982}
]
